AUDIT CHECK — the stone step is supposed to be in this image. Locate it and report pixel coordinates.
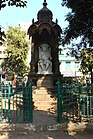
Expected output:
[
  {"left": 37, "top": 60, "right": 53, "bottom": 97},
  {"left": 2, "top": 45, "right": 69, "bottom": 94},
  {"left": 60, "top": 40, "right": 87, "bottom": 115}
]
[
  {"left": 34, "top": 103, "right": 57, "bottom": 109},
  {"left": 33, "top": 94, "right": 55, "bottom": 101},
  {"left": 34, "top": 104, "right": 56, "bottom": 108},
  {"left": 33, "top": 99, "right": 55, "bottom": 102},
  {"left": 34, "top": 105, "right": 56, "bottom": 111},
  {"left": 33, "top": 88, "right": 53, "bottom": 93},
  {"left": 34, "top": 106, "right": 56, "bottom": 111},
  {"left": 33, "top": 93, "right": 54, "bottom": 98},
  {"left": 34, "top": 100, "right": 57, "bottom": 106},
  {"left": 33, "top": 87, "right": 48, "bottom": 91},
  {"left": 33, "top": 90, "right": 49, "bottom": 95}
]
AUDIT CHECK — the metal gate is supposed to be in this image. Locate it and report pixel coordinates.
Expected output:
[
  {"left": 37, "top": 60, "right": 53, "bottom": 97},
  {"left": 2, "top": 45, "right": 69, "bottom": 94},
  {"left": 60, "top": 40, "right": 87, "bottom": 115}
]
[
  {"left": 57, "top": 80, "right": 93, "bottom": 123},
  {"left": 0, "top": 81, "right": 33, "bottom": 123}
]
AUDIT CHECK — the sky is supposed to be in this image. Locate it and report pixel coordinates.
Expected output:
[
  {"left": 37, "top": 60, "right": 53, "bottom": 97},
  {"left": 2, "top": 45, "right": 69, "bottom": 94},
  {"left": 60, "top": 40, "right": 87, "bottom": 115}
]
[{"left": 0, "top": 0, "right": 70, "bottom": 31}]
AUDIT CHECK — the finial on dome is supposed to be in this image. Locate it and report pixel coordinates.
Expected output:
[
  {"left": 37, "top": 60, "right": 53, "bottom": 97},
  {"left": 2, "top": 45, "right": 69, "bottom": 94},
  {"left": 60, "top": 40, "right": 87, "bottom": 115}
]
[
  {"left": 56, "top": 19, "right": 58, "bottom": 24},
  {"left": 43, "top": 0, "right": 47, "bottom": 7}
]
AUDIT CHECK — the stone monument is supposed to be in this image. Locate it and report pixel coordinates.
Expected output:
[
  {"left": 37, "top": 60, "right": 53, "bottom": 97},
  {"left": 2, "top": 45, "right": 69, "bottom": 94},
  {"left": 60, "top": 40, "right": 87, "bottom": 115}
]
[{"left": 28, "top": 0, "right": 62, "bottom": 88}]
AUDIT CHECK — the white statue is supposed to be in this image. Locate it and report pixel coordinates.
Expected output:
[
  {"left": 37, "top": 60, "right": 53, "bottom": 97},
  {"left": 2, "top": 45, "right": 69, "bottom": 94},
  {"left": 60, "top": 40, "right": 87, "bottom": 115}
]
[{"left": 37, "top": 44, "right": 53, "bottom": 74}]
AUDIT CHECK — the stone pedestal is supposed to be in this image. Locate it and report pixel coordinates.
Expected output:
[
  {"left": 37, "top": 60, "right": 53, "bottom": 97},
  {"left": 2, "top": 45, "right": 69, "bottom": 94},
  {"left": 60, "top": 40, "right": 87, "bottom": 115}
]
[{"left": 37, "top": 75, "right": 53, "bottom": 88}]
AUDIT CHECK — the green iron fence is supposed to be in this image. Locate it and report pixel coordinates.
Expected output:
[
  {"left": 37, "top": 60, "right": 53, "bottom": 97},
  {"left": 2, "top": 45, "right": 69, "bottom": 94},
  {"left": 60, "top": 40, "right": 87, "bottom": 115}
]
[
  {"left": 0, "top": 81, "right": 33, "bottom": 123},
  {"left": 57, "top": 80, "right": 93, "bottom": 123}
]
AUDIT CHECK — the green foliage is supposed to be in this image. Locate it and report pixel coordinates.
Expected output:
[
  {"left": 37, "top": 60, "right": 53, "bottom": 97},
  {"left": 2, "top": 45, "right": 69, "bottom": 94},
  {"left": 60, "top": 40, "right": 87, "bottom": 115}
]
[
  {"left": 80, "top": 48, "right": 93, "bottom": 74},
  {"left": 2, "top": 26, "right": 30, "bottom": 76},
  {"left": 62, "top": 77, "right": 73, "bottom": 83}
]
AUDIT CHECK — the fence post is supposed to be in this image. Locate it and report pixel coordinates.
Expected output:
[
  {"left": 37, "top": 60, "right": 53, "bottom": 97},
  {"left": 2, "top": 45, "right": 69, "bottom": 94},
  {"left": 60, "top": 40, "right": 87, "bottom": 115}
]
[
  {"left": 0, "top": 83, "right": 4, "bottom": 122},
  {"left": 22, "top": 81, "right": 26, "bottom": 122},
  {"left": 29, "top": 80, "right": 33, "bottom": 123},
  {"left": 26, "top": 82, "right": 29, "bottom": 121},
  {"left": 15, "top": 81, "right": 19, "bottom": 122},
  {"left": 8, "top": 83, "right": 11, "bottom": 123},
  {"left": 71, "top": 83, "right": 75, "bottom": 120},
  {"left": 78, "top": 82, "right": 82, "bottom": 122},
  {"left": 57, "top": 80, "right": 62, "bottom": 123},
  {"left": 15, "top": 81, "right": 18, "bottom": 94}
]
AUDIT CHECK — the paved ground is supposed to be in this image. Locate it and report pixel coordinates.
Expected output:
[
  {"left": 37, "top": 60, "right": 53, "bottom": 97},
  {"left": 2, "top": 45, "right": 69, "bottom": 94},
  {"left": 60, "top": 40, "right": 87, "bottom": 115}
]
[
  {"left": 1, "top": 130, "right": 93, "bottom": 139},
  {"left": 0, "top": 109, "right": 93, "bottom": 139},
  {"left": 33, "top": 110, "right": 57, "bottom": 125}
]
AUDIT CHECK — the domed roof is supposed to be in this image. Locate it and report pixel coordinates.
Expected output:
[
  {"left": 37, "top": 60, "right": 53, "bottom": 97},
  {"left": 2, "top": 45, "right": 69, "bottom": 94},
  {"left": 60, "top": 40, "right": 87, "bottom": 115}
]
[{"left": 37, "top": 0, "right": 53, "bottom": 21}]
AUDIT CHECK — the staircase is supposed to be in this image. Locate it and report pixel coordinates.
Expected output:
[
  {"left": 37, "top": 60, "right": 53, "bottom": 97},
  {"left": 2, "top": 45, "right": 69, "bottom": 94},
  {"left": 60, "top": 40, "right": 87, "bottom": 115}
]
[{"left": 33, "top": 87, "right": 57, "bottom": 113}]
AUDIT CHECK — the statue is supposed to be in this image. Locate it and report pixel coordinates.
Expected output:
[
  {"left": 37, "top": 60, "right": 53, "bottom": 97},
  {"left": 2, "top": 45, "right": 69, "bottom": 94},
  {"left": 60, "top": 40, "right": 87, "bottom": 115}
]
[{"left": 37, "top": 44, "right": 53, "bottom": 74}]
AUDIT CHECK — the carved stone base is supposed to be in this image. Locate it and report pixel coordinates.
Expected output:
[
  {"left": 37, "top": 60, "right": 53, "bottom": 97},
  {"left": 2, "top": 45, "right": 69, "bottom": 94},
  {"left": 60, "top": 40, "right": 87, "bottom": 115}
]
[
  {"left": 37, "top": 75, "right": 53, "bottom": 88},
  {"left": 28, "top": 72, "right": 63, "bottom": 88}
]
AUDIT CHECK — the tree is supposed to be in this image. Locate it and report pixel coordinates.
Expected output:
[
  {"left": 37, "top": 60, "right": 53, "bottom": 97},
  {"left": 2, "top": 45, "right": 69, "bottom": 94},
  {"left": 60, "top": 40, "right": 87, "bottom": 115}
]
[
  {"left": 2, "top": 26, "right": 30, "bottom": 76},
  {"left": 0, "top": 0, "right": 27, "bottom": 41},
  {"left": 62, "top": 0, "right": 93, "bottom": 83}
]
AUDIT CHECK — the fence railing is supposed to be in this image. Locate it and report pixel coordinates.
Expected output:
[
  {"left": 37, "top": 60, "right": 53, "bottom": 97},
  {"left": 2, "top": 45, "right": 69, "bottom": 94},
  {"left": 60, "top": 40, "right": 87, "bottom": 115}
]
[
  {"left": 57, "top": 80, "right": 93, "bottom": 123},
  {"left": 0, "top": 81, "right": 33, "bottom": 123}
]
